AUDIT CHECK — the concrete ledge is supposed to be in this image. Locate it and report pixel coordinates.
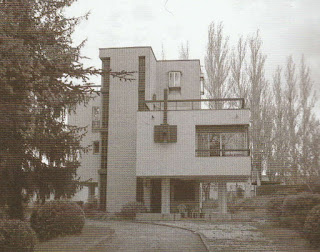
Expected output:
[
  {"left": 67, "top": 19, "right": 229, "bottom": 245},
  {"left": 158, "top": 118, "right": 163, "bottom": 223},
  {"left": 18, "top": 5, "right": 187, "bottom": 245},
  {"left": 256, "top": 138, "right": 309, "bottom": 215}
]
[{"left": 136, "top": 213, "right": 181, "bottom": 221}]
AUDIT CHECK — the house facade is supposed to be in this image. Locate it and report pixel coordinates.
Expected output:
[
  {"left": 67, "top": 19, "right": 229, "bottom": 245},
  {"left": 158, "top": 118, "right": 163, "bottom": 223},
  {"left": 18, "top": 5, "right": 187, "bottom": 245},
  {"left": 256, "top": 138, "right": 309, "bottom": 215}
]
[{"left": 69, "top": 46, "right": 251, "bottom": 216}]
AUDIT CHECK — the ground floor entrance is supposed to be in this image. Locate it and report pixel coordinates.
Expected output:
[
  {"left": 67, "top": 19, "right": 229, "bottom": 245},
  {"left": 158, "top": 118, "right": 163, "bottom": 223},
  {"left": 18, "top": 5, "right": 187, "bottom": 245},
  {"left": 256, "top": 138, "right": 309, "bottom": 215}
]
[{"left": 138, "top": 177, "right": 234, "bottom": 216}]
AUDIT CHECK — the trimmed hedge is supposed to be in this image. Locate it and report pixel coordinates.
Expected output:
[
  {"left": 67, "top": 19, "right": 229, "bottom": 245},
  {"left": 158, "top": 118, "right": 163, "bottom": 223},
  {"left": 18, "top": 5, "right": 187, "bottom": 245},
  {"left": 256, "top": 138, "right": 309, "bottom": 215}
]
[
  {"left": 228, "top": 197, "right": 262, "bottom": 213},
  {"left": 0, "top": 219, "right": 37, "bottom": 252},
  {"left": 281, "top": 193, "right": 320, "bottom": 230},
  {"left": 120, "top": 202, "right": 147, "bottom": 219},
  {"left": 303, "top": 204, "right": 320, "bottom": 248},
  {"left": 30, "top": 201, "right": 85, "bottom": 241},
  {"left": 257, "top": 184, "right": 304, "bottom": 196}
]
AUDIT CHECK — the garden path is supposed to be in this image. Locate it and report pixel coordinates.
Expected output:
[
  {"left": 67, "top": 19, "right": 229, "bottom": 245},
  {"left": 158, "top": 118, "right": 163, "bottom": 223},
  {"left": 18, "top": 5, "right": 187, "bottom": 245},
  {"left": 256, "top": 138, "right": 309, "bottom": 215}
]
[
  {"left": 35, "top": 219, "right": 207, "bottom": 251},
  {"left": 154, "top": 221, "right": 318, "bottom": 251}
]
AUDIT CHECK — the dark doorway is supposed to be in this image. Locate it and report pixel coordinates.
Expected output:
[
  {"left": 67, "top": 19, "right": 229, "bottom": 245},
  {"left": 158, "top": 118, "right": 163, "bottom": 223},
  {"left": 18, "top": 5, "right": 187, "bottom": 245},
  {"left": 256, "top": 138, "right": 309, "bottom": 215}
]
[{"left": 150, "top": 179, "right": 161, "bottom": 213}]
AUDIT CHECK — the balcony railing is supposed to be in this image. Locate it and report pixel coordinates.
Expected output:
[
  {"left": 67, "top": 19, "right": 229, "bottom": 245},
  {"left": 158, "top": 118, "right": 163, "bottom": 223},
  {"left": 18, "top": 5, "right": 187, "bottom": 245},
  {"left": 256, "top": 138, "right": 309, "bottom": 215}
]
[
  {"left": 144, "top": 98, "right": 245, "bottom": 111},
  {"left": 195, "top": 149, "right": 250, "bottom": 157}
]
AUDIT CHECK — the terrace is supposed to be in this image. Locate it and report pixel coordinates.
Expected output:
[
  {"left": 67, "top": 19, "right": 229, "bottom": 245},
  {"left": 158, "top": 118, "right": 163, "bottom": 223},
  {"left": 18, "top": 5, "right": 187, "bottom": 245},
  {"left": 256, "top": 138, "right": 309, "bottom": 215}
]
[{"left": 144, "top": 98, "right": 246, "bottom": 111}]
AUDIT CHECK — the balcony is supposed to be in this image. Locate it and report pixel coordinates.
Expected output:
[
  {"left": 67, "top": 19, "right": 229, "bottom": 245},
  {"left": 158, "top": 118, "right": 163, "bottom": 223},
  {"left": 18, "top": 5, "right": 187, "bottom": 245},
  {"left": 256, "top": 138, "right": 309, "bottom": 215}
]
[
  {"left": 144, "top": 98, "right": 245, "bottom": 111},
  {"left": 196, "top": 149, "right": 250, "bottom": 157},
  {"left": 136, "top": 100, "right": 251, "bottom": 178}
]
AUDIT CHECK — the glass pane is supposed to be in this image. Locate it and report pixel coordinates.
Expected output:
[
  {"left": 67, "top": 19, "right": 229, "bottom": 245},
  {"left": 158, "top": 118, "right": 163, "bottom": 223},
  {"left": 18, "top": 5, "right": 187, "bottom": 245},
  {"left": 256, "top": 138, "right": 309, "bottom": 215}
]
[
  {"left": 169, "top": 72, "right": 174, "bottom": 86},
  {"left": 93, "top": 141, "right": 100, "bottom": 154},
  {"left": 175, "top": 72, "right": 180, "bottom": 86},
  {"left": 222, "top": 133, "right": 247, "bottom": 156},
  {"left": 92, "top": 106, "right": 100, "bottom": 120},
  {"left": 209, "top": 134, "right": 220, "bottom": 156},
  {"left": 92, "top": 121, "right": 100, "bottom": 129},
  {"left": 197, "top": 133, "right": 209, "bottom": 157}
]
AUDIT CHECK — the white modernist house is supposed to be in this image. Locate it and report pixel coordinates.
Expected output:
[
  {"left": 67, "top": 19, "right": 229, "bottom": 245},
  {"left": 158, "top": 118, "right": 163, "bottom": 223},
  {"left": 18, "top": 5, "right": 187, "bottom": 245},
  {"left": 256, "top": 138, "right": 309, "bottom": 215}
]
[{"left": 69, "top": 46, "right": 251, "bottom": 217}]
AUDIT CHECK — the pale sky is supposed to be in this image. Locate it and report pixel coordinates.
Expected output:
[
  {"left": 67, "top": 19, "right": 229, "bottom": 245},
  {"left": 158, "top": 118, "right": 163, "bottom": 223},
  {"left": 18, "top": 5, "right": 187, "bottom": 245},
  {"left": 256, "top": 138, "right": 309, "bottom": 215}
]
[{"left": 67, "top": 0, "right": 320, "bottom": 115}]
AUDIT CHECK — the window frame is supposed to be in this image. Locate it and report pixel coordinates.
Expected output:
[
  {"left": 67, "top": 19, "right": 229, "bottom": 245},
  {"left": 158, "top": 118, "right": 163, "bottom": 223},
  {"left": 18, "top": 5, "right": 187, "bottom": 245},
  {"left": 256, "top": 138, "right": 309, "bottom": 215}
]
[
  {"left": 168, "top": 71, "right": 181, "bottom": 88},
  {"left": 195, "top": 126, "right": 249, "bottom": 157},
  {"left": 92, "top": 106, "right": 101, "bottom": 131}
]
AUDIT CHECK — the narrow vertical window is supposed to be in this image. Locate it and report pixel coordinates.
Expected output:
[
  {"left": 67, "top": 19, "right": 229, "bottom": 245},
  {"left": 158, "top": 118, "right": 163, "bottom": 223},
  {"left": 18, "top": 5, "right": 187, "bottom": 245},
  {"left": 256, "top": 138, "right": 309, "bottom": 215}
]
[
  {"left": 138, "top": 56, "right": 146, "bottom": 111},
  {"left": 93, "top": 141, "right": 100, "bottom": 154},
  {"left": 92, "top": 106, "right": 100, "bottom": 130}
]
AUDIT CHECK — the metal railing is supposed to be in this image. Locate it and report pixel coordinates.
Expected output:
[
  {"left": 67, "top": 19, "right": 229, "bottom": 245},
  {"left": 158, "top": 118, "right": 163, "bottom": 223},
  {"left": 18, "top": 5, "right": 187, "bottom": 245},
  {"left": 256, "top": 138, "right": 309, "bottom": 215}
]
[
  {"left": 195, "top": 149, "right": 250, "bottom": 157},
  {"left": 144, "top": 98, "right": 245, "bottom": 111}
]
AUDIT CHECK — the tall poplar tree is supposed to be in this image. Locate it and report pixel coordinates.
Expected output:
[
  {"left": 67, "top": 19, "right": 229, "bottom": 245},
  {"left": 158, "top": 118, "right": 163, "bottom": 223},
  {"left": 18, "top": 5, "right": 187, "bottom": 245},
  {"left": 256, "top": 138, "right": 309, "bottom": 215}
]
[
  {"left": 247, "top": 31, "right": 267, "bottom": 184},
  {"left": 205, "top": 22, "right": 230, "bottom": 102},
  {"left": 298, "top": 56, "right": 316, "bottom": 181}
]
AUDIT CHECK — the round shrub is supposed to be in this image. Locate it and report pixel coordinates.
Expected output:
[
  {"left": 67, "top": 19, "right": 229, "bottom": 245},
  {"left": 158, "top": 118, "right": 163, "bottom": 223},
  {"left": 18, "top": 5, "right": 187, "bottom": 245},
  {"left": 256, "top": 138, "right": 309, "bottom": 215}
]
[
  {"left": 120, "top": 202, "right": 147, "bottom": 219},
  {"left": 30, "top": 201, "right": 85, "bottom": 241},
  {"left": 281, "top": 193, "right": 320, "bottom": 230},
  {"left": 83, "top": 198, "right": 98, "bottom": 212},
  {"left": 0, "top": 219, "right": 37, "bottom": 251},
  {"left": 303, "top": 204, "right": 320, "bottom": 248},
  {"left": 266, "top": 196, "right": 286, "bottom": 219},
  {"left": 236, "top": 187, "right": 245, "bottom": 198}
]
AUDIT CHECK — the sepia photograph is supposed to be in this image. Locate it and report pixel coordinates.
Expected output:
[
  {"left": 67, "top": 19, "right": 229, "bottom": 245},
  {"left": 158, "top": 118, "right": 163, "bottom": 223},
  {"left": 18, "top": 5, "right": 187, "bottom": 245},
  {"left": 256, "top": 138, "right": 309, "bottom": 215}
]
[{"left": 0, "top": 0, "right": 320, "bottom": 251}]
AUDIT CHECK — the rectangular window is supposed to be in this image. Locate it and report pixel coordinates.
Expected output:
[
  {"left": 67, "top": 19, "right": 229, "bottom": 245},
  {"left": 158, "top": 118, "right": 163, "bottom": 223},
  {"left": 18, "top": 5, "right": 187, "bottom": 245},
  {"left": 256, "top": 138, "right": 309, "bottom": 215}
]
[
  {"left": 93, "top": 141, "right": 100, "bottom": 154},
  {"left": 92, "top": 106, "right": 100, "bottom": 130},
  {"left": 169, "top": 71, "right": 181, "bottom": 87},
  {"left": 196, "top": 126, "right": 248, "bottom": 157}
]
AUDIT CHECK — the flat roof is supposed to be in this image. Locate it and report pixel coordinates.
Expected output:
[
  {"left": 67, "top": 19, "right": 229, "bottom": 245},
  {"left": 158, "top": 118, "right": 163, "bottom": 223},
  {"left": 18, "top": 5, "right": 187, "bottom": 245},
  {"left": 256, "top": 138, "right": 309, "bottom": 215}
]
[
  {"left": 99, "top": 46, "right": 157, "bottom": 60},
  {"left": 99, "top": 46, "right": 200, "bottom": 62}
]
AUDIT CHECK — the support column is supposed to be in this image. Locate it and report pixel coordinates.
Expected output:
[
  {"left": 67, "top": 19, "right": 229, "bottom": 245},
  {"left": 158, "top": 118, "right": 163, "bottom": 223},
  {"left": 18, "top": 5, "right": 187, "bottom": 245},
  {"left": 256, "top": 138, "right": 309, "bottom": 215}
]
[
  {"left": 161, "top": 178, "right": 170, "bottom": 214},
  {"left": 218, "top": 182, "right": 227, "bottom": 214},
  {"left": 88, "top": 184, "right": 96, "bottom": 203},
  {"left": 99, "top": 170, "right": 107, "bottom": 211},
  {"left": 244, "top": 180, "right": 252, "bottom": 198},
  {"left": 143, "top": 179, "right": 151, "bottom": 212},
  {"left": 199, "top": 182, "right": 203, "bottom": 212}
]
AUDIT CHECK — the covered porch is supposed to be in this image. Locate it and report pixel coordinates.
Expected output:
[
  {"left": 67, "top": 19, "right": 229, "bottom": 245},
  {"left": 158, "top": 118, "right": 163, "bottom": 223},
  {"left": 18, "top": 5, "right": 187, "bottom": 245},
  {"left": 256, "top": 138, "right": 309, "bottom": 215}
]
[{"left": 137, "top": 176, "right": 249, "bottom": 219}]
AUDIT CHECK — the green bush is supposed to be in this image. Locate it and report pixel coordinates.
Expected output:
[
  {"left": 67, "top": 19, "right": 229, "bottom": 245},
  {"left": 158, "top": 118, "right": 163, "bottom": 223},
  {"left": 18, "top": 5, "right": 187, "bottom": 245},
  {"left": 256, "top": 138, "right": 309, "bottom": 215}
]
[
  {"left": 266, "top": 196, "right": 286, "bottom": 219},
  {"left": 236, "top": 187, "right": 245, "bottom": 198},
  {"left": 0, "top": 219, "right": 37, "bottom": 251},
  {"left": 303, "top": 204, "right": 320, "bottom": 248},
  {"left": 84, "top": 198, "right": 98, "bottom": 212},
  {"left": 281, "top": 193, "right": 320, "bottom": 230},
  {"left": 120, "top": 202, "right": 147, "bottom": 219},
  {"left": 30, "top": 201, "right": 85, "bottom": 241},
  {"left": 228, "top": 198, "right": 256, "bottom": 213},
  {"left": 0, "top": 207, "right": 8, "bottom": 219},
  {"left": 257, "top": 184, "right": 304, "bottom": 196}
]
